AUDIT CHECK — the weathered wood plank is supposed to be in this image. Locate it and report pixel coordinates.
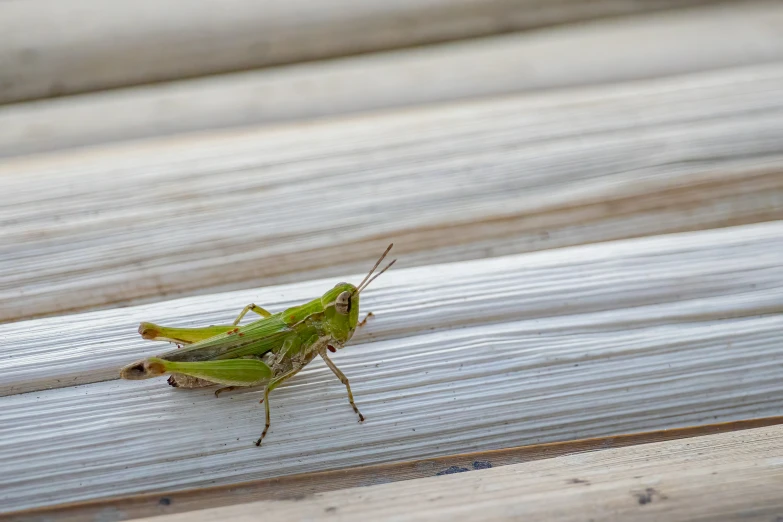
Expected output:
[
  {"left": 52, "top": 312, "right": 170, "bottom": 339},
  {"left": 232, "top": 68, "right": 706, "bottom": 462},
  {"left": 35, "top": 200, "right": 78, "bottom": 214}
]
[
  {"left": 2, "top": 64, "right": 783, "bottom": 323},
  {"left": 0, "top": 0, "right": 725, "bottom": 104},
  {"left": 4, "top": 221, "right": 782, "bottom": 396},
  {"left": 130, "top": 424, "right": 783, "bottom": 522},
  {"left": 3, "top": 2, "right": 783, "bottom": 157},
  {"left": 1, "top": 223, "right": 781, "bottom": 512},
  {"left": 6, "top": 417, "right": 781, "bottom": 522}
]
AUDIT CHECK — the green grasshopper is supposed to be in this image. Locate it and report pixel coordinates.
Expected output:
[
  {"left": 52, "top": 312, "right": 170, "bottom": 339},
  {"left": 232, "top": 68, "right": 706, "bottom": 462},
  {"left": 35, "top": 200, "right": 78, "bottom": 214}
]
[{"left": 120, "top": 244, "right": 396, "bottom": 446}]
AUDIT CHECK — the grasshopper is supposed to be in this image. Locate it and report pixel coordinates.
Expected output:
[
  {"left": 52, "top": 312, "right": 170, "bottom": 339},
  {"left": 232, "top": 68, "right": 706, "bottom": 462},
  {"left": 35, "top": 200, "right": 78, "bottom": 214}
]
[{"left": 120, "top": 244, "right": 396, "bottom": 446}]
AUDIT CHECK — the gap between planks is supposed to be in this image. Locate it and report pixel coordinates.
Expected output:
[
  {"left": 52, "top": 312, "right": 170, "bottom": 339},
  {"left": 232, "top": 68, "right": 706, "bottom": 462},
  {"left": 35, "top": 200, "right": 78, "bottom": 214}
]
[
  {"left": 4, "top": 416, "right": 781, "bottom": 522},
  {"left": 113, "top": 424, "right": 783, "bottom": 521}
]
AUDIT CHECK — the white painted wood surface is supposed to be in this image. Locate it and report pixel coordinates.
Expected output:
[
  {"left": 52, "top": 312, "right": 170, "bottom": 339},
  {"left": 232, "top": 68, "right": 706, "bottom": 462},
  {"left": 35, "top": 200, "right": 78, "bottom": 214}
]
[
  {"left": 3, "top": 63, "right": 783, "bottom": 323},
  {"left": 135, "top": 424, "right": 783, "bottom": 522},
  {"left": 2, "top": 222, "right": 782, "bottom": 512},
  {"left": 4, "top": 1, "right": 783, "bottom": 157},
  {"left": 0, "top": 0, "right": 719, "bottom": 104}
]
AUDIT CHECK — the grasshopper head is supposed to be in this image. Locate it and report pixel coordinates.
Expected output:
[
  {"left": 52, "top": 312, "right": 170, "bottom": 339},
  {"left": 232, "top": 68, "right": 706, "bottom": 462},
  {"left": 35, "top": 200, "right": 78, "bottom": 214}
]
[
  {"left": 321, "top": 282, "right": 360, "bottom": 343},
  {"left": 321, "top": 244, "right": 396, "bottom": 345}
]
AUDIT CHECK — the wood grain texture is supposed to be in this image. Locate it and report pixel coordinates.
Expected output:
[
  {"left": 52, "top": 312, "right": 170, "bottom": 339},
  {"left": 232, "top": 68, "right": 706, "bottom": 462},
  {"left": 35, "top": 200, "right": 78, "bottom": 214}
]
[
  {"left": 7, "top": 417, "right": 781, "bottom": 522},
  {"left": 3, "top": 63, "right": 783, "bottom": 323},
  {"left": 0, "top": 0, "right": 723, "bottom": 104},
  {"left": 1, "top": 222, "right": 782, "bottom": 512},
  {"left": 4, "top": 220, "right": 782, "bottom": 396},
  {"left": 129, "top": 424, "right": 783, "bottom": 522},
  {"left": 2, "top": 4, "right": 782, "bottom": 519},
  {"left": 4, "top": 1, "right": 783, "bottom": 157}
]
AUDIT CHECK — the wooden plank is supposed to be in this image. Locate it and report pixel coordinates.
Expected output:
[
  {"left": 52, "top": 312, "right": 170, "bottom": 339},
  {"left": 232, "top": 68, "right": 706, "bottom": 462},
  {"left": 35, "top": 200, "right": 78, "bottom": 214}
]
[
  {"left": 3, "top": 1, "right": 783, "bottom": 157},
  {"left": 126, "top": 424, "right": 783, "bottom": 522},
  {"left": 4, "top": 220, "right": 783, "bottom": 396},
  {"left": 1, "top": 223, "right": 782, "bottom": 512},
  {"left": 0, "top": 0, "right": 724, "bottom": 104},
  {"left": 6, "top": 417, "right": 781, "bottom": 522},
  {"left": 3, "top": 63, "right": 783, "bottom": 323}
]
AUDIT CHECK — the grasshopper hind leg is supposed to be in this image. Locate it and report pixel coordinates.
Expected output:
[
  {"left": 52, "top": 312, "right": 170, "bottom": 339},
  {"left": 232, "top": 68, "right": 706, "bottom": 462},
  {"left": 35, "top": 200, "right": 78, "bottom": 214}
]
[
  {"left": 232, "top": 304, "right": 272, "bottom": 325},
  {"left": 138, "top": 302, "right": 271, "bottom": 346},
  {"left": 214, "top": 354, "right": 277, "bottom": 397},
  {"left": 139, "top": 322, "right": 235, "bottom": 345},
  {"left": 167, "top": 374, "right": 215, "bottom": 388},
  {"left": 214, "top": 386, "right": 236, "bottom": 396}
]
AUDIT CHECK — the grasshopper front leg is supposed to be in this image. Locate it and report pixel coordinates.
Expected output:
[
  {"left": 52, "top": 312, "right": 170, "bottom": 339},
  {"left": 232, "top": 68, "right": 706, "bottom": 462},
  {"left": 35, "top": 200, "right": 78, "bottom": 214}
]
[{"left": 320, "top": 350, "right": 365, "bottom": 422}]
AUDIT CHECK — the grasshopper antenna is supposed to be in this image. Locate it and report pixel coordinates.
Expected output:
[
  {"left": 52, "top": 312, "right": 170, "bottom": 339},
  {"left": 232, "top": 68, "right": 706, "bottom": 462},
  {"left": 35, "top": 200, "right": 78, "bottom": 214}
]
[
  {"left": 354, "top": 243, "right": 395, "bottom": 295},
  {"left": 357, "top": 258, "right": 396, "bottom": 294}
]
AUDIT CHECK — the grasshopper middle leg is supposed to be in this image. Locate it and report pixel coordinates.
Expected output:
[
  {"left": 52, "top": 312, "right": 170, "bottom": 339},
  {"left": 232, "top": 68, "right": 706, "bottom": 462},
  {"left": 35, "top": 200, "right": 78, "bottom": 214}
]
[{"left": 255, "top": 366, "right": 303, "bottom": 446}]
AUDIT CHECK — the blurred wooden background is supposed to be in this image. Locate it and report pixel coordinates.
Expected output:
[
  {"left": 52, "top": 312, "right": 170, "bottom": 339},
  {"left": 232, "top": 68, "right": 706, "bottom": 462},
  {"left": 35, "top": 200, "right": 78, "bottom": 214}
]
[{"left": 1, "top": 1, "right": 782, "bottom": 520}]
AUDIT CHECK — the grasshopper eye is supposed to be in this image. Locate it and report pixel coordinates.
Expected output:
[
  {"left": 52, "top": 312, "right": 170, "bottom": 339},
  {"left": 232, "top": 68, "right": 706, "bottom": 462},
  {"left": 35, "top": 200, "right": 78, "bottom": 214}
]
[{"left": 335, "top": 291, "right": 351, "bottom": 315}]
